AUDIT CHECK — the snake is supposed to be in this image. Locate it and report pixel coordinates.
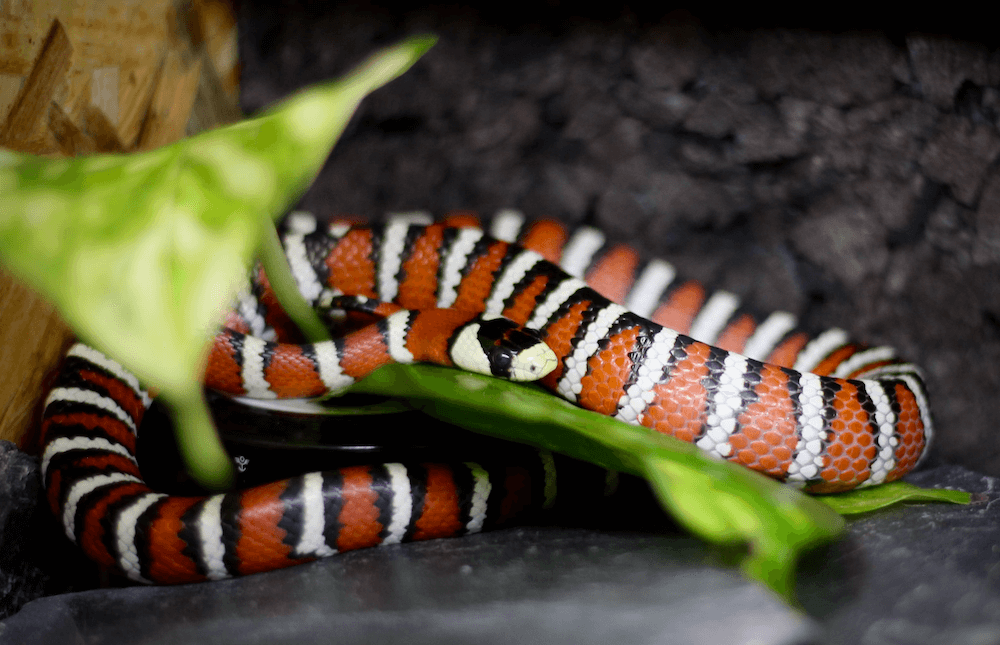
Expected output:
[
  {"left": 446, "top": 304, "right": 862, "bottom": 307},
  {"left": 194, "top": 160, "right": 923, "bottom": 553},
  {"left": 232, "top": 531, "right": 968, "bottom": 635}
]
[{"left": 39, "top": 209, "right": 932, "bottom": 584}]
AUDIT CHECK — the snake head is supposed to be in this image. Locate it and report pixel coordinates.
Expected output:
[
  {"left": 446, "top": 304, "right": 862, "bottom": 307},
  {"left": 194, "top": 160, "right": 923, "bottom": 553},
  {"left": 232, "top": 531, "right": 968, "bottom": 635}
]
[{"left": 450, "top": 314, "right": 558, "bottom": 382}]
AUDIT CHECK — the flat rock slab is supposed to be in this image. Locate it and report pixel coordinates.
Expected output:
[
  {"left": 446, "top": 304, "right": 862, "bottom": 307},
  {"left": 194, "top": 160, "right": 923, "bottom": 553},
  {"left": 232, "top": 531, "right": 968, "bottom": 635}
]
[{"left": 2, "top": 464, "right": 996, "bottom": 645}]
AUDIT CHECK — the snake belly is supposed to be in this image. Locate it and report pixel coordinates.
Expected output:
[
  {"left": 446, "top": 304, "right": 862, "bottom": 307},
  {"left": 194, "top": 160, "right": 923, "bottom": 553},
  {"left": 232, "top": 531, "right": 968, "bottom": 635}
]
[{"left": 40, "top": 209, "right": 932, "bottom": 584}]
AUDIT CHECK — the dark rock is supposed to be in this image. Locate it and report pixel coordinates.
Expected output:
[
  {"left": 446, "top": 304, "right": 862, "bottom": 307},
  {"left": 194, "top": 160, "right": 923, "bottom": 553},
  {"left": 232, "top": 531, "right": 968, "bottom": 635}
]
[
  {"left": 615, "top": 81, "right": 696, "bottom": 128},
  {"left": 465, "top": 98, "right": 541, "bottom": 152},
  {"left": 972, "top": 170, "right": 1000, "bottom": 265},
  {"left": 806, "top": 465, "right": 1000, "bottom": 645},
  {"left": 0, "top": 442, "right": 45, "bottom": 620},
  {"left": 750, "top": 31, "right": 900, "bottom": 107},
  {"left": 588, "top": 118, "right": 647, "bottom": 169},
  {"left": 925, "top": 195, "right": 976, "bottom": 268},
  {"left": 907, "top": 35, "right": 999, "bottom": 109},
  {"left": 981, "top": 87, "right": 1000, "bottom": 127},
  {"left": 677, "top": 140, "right": 729, "bottom": 174},
  {"left": 919, "top": 114, "right": 1000, "bottom": 206},
  {"left": 9, "top": 4, "right": 1000, "bottom": 639},
  {"left": 854, "top": 178, "right": 920, "bottom": 231},
  {"left": 627, "top": 13, "right": 709, "bottom": 92},
  {"left": 730, "top": 104, "right": 805, "bottom": 164},
  {"left": 862, "top": 98, "right": 938, "bottom": 181},
  {"left": 562, "top": 99, "right": 620, "bottom": 142},
  {"left": 791, "top": 197, "right": 889, "bottom": 286},
  {"left": 682, "top": 92, "right": 742, "bottom": 138},
  {"left": 521, "top": 163, "right": 603, "bottom": 223},
  {"left": 924, "top": 343, "right": 1000, "bottom": 473},
  {"left": 777, "top": 96, "right": 817, "bottom": 143}
]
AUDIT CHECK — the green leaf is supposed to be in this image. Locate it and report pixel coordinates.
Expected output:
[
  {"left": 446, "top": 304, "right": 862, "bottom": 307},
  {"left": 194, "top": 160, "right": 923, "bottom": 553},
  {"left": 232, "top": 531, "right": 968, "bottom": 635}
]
[
  {"left": 347, "top": 363, "right": 845, "bottom": 601},
  {"left": 0, "top": 35, "right": 438, "bottom": 489},
  {"left": 345, "top": 363, "right": 969, "bottom": 596},
  {"left": 258, "top": 219, "right": 330, "bottom": 343},
  {"left": 816, "top": 481, "right": 971, "bottom": 514}
]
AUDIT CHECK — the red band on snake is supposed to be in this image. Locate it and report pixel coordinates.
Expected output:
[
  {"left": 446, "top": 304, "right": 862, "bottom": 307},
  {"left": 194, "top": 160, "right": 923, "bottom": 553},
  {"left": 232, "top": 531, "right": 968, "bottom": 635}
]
[{"left": 40, "top": 210, "right": 932, "bottom": 584}]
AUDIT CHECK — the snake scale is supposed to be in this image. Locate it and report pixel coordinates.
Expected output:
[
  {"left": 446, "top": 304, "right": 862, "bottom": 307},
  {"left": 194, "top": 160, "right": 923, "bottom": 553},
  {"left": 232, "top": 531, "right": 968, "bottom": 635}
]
[{"left": 40, "top": 209, "right": 931, "bottom": 584}]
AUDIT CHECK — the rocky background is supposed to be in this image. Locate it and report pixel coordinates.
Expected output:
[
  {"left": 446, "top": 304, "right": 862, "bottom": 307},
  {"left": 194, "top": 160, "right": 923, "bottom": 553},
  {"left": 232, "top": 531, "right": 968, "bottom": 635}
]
[
  {"left": 3, "top": 2, "right": 1000, "bottom": 635},
  {"left": 238, "top": 2, "right": 1000, "bottom": 478}
]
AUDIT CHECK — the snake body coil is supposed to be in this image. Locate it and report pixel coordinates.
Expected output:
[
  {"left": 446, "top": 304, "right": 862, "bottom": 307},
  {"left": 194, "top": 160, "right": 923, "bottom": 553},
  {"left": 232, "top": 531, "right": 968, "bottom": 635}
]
[{"left": 40, "top": 210, "right": 931, "bottom": 584}]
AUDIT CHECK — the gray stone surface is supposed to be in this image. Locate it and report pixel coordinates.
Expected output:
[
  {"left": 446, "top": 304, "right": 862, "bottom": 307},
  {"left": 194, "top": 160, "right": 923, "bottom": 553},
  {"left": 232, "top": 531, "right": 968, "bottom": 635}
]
[
  {"left": 0, "top": 442, "right": 45, "bottom": 620},
  {"left": 0, "top": 531, "right": 812, "bottom": 645},
  {"left": 1, "top": 465, "right": 996, "bottom": 645},
  {"left": 806, "top": 466, "right": 1000, "bottom": 644}
]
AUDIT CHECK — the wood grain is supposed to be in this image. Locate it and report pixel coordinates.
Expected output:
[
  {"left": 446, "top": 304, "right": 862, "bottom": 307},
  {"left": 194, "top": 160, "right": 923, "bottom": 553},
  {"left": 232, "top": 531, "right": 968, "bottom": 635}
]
[
  {"left": 49, "top": 100, "right": 99, "bottom": 155},
  {"left": 0, "top": 269, "right": 73, "bottom": 447},
  {"left": 137, "top": 50, "right": 203, "bottom": 149},
  {"left": 0, "top": 2, "right": 240, "bottom": 450},
  {"left": 0, "top": 19, "right": 72, "bottom": 152}
]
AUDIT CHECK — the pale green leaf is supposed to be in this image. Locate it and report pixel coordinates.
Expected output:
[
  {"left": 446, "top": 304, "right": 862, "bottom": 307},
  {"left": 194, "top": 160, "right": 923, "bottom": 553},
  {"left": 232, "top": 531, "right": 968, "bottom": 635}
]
[
  {"left": 0, "top": 35, "right": 438, "bottom": 488},
  {"left": 817, "top": 480, "right": 971, "bottom": 514}
]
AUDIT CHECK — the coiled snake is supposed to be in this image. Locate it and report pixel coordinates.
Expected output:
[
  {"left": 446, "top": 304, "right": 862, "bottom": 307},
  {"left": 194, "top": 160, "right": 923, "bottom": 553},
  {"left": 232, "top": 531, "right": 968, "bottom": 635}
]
[{"left": 40, "top": 210, "right": 931, "bottom": 584}]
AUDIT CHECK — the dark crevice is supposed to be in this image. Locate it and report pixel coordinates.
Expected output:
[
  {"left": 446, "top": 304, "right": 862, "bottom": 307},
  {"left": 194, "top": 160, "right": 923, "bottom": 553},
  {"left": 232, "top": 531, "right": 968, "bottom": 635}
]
[
  {"left": 888, "top": 179, "right": 945, "bottom": 249},
  {"left": 954, "top": 80, "right": 997, "bottom": 125},
  {"left": 983, "top": 309, "right": 1000, "bottom": 340}
]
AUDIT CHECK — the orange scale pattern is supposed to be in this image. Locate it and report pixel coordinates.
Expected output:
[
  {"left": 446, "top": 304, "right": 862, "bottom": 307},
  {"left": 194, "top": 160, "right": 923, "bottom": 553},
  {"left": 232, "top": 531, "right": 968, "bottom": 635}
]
[
  {"left": 641, "top": 342, "right": 711, "bottom": 443},
  {"left": 264, "top": 345, "right": 326, "bottom": 398},
  {"left": 336, "top": 466, "right": 384, "bottom": 552},
  {"left": 811, "top": 344, "right": 860, "bottom": 377},
  {"left": 147, "top": 497, "right": 207, "bottom": 584},
  {"left": 766, "top": 332, "right": 809, "bottom": 369},
  {"left": 205, "top": 331, "right": 249, "bottom": 395},
  {"left": 812, "top": 381, "right": 879, "bottom": 492},
  {"left": 729, "top": 365, "right": 798, "bottom": 477},
  {"left": 585, "top": 245, "right": 639, "bottom": 305},
  {"left": 889, "top": 384, "right": 927, "bottom": 482},
  {"left": 713, "top": 313, "right": 757, "bottom": 354},
  {"left": 397, "top": 226, "right": 445, "bottom": 309},
  {"left": 520, "top": 220, "right": 567, "bottom": 264},
  {"left": 538, "top": 300, "right": 591, "bottom": 388},
  {"left": 452, "top": 240, "right": 510, "bottom": 313},
  {"left": 502, "top": 274, "right": 550, "bottom": 325},
  {"left": 410, "top": 464, "right": 464, "bottom": 541},
  {"left": 650, "top": 281, "right": 704, "bottom": 335},
  {"left": 324, "top": 229, "right": 378, "bottom": 298},
  {"left": 578, "top": 325, "right": 642, "bottom": 416},
  {"left": 78, "top": 481, "right": 150, "bottom": 568},
  {"left": 440, "top": 211, "right": 482, "bottom": 228}
]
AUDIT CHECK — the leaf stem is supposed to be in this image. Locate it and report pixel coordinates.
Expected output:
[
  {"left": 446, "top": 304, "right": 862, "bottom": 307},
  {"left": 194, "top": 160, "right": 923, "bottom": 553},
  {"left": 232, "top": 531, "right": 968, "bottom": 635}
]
[
  {"left": 258, "top": 217, "right": 331, "bottom": 343},
  {"left": 167, "top": 386, "right": 234, "bottom": 491}
]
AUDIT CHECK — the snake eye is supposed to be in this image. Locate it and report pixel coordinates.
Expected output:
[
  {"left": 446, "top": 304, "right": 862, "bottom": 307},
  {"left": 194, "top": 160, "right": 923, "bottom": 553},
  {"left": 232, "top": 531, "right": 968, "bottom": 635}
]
[{"left": 487, "top": 345, "right": 514, "bottom": 377}]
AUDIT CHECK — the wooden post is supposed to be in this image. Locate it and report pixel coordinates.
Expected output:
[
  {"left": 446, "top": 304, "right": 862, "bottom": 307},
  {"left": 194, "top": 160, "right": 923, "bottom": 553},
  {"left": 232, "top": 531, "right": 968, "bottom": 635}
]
[
  {"left": 0, "top": 1, "right": 240, "bottom": 450},
  {"left": 0, "top": 19, "right": 73, "bottom": 152}
]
